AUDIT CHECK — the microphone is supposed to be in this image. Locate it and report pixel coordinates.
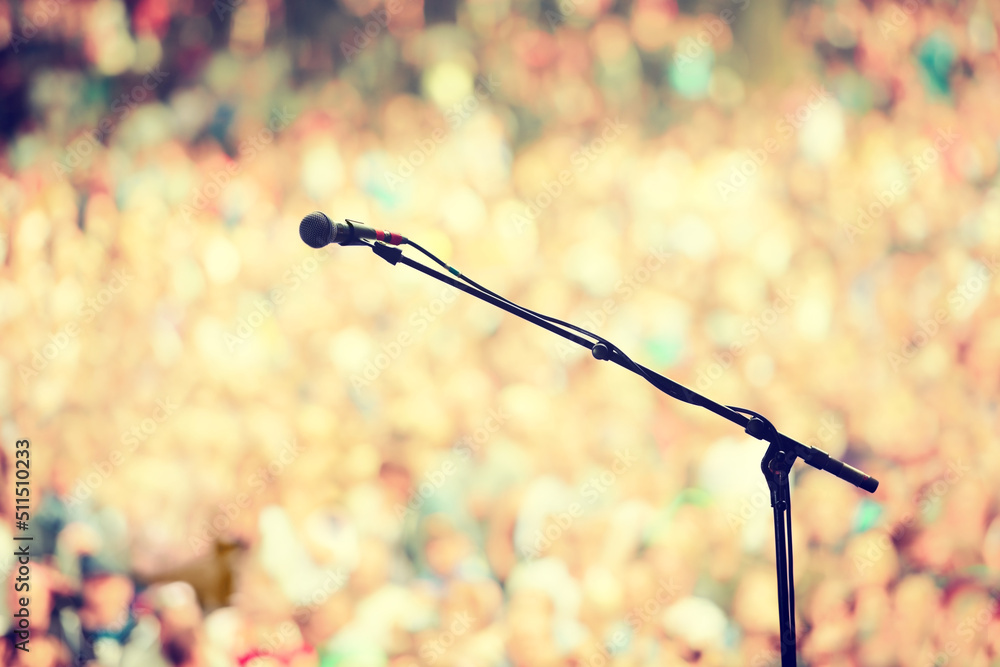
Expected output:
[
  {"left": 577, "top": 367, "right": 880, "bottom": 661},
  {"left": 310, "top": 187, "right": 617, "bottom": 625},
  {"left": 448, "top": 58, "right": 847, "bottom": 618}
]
[{"left": 299, "top": 212, "right": 407, "bottom": 248}]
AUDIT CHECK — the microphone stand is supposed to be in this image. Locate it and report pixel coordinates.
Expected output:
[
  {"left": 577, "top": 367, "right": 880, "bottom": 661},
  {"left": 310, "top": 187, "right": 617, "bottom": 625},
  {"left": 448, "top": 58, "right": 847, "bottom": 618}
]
[{"left": 366, "top": 240, "right": 878, "bottom": 666}]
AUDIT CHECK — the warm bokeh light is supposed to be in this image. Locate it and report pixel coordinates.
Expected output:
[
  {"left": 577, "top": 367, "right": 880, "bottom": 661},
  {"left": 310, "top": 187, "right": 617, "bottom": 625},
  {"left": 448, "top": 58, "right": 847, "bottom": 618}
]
[{"left": 1, "top": 0, "right": 999, "bottom": 665}]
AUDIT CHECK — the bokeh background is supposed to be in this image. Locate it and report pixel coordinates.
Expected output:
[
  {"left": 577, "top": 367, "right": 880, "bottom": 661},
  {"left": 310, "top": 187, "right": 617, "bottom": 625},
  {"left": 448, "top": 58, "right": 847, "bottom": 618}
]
[{"left": 1, "top": 0, "right": 999, "bottom": 665}]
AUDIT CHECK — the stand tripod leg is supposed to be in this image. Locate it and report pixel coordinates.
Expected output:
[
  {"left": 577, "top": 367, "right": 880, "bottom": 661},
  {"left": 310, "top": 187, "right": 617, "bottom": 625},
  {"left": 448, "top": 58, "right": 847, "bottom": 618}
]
[
  {"left": 785, "top": 496, "right": 796, "bottom": 652},
  {"left": 772, "top": 470, "right": 796, "bottom": 667}
]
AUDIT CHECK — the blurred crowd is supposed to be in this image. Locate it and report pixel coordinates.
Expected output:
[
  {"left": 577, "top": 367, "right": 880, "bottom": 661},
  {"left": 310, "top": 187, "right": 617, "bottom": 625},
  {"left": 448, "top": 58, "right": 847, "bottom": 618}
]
[{"left": 2, "top": 0, "right": 1000, "bottom": 665}]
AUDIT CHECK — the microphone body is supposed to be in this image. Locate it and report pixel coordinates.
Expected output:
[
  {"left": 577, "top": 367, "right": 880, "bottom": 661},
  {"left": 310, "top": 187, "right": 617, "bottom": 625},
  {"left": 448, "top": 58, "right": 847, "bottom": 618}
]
[{"left": 299, "top": 212, "right": 406, "bottom": 248}]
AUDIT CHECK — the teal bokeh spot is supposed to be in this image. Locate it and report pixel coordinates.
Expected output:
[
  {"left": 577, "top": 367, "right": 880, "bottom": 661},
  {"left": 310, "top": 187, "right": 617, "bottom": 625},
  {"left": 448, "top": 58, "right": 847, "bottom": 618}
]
[
  {"left": 370, "top": 180, "right": 402, "bottom": 209},
  {"left": 676, "top": 487, "right": 713, "bottom": 507},
  {"left": 853, "top": 498, "right": 883, "bottom": 532},
  {"left": 645, "top": 337, "right": 683, "bottom": 367},
  {"left": 917, "top": 32, "right": 956, "bottom": 97},
  {"left": 832, "top": 72, "right": 876, "bottom": 114},
  {"left": 669, "top": 48, "right": 714, "bottom": 100},
  {"left": 357, "top": 152, "right": 404, "bottom": 209},
  {"left": 319, "top": 644, "right": 387, "bottom": 667},
  {"left": 605, "top": 621, "right": 632, "bottom": 655},
  {"left": 921, "top": 493, "right": 944, "bottom": 522}
]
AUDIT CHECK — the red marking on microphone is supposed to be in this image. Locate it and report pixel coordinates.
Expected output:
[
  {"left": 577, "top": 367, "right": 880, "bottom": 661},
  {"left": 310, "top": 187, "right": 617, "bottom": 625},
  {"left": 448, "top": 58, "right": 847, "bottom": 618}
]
[{"left": 375, "top": 230, "right": 403, "bottom": 245}]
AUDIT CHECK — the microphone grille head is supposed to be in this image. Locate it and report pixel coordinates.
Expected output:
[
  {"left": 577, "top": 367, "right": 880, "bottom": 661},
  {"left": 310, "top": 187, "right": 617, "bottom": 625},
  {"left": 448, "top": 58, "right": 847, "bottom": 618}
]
[{"left": 299, "top": 212, "right": 333, "bottom": 248}]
